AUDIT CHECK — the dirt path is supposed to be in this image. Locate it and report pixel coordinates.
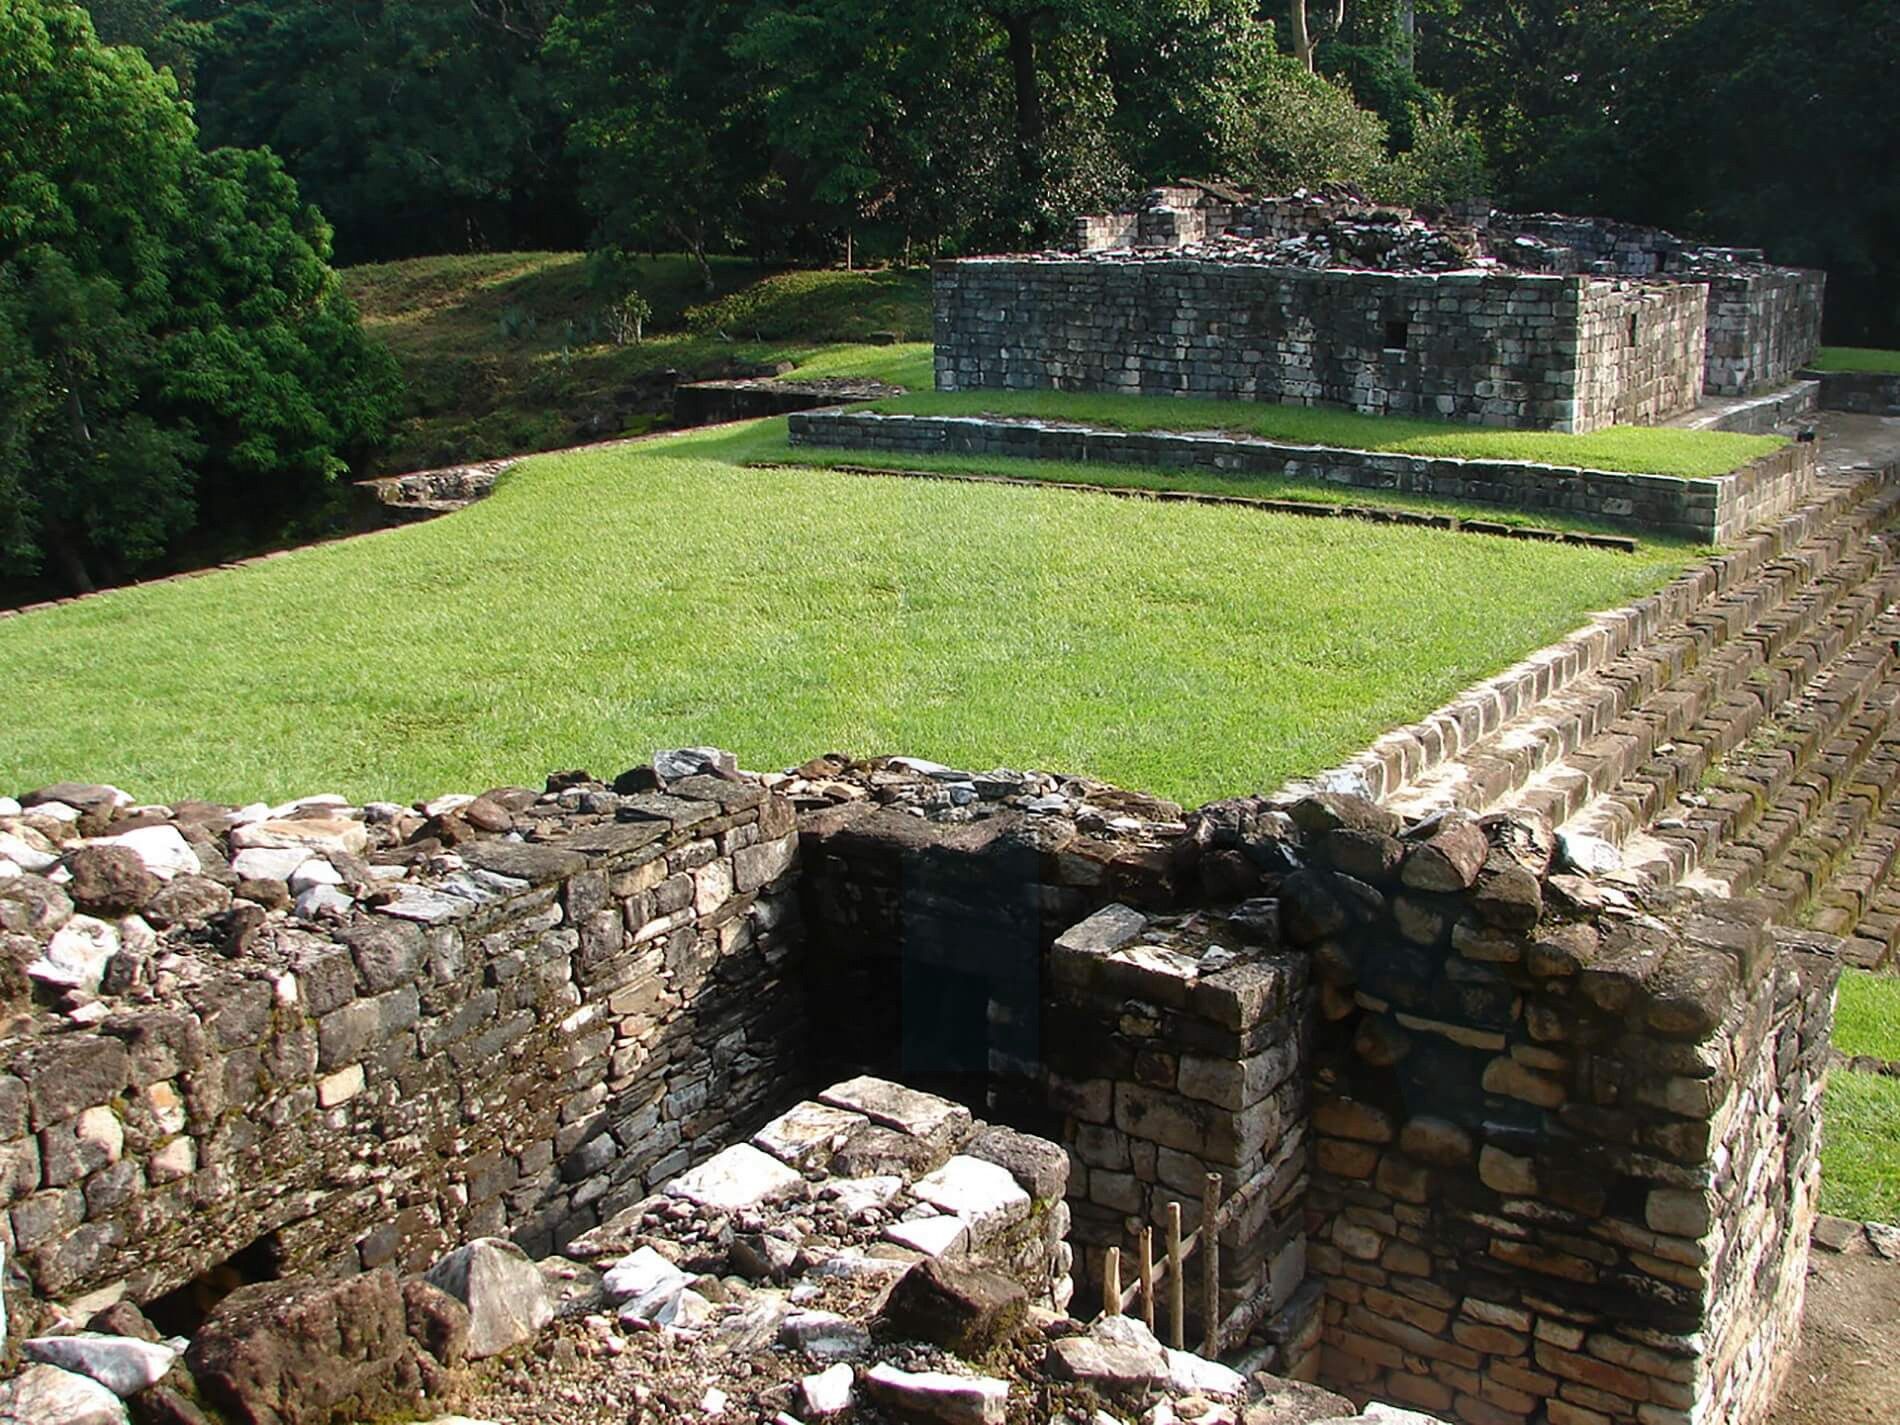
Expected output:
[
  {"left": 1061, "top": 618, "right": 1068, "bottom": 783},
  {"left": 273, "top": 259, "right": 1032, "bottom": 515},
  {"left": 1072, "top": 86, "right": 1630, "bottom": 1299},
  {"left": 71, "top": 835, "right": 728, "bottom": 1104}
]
[{"left": 1767, "top": 1243, "right": 1900, "bottom": 1425}]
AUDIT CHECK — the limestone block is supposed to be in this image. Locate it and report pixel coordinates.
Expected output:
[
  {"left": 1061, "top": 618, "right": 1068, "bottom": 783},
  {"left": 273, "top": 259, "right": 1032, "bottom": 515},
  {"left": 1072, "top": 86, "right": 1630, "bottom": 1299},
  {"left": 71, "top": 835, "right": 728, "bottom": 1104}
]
[{"left": 666, "top": 1143, "right": 806, "bottom": 1213}]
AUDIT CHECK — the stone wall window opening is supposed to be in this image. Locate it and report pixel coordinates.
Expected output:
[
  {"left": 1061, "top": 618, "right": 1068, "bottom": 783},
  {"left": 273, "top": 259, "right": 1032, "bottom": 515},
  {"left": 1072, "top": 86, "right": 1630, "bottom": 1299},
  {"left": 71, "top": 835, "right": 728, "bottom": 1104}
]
[
  {"left": 1383, "top": 318, "right": 1410, "bottom": 352},
  {"left": 1629, "top": 311, "right": 1642, "bottom": 345}
]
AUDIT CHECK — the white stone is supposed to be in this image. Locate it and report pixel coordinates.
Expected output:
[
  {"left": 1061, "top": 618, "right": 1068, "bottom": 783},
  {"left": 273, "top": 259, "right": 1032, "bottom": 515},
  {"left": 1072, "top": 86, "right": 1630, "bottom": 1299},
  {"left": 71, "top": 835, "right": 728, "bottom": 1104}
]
[
  {"left": 294, "top": 884, "right": 355, "bottom": 919},
  {"left": 74, "top": 1106, "right": 124, "bottom": 1166},
  {"left": 31, "top": 915, "right": 121, "bottom": 992},
  {"left": 317, "top": 1064, "right": 366, "bottom": 1107},
  {"left": 90, "top": 825, "right": 198, "bottom": 880},
  {"left": 1165, "top": 1346, "right": 1245, "bottom": 1396},
  {"left": 0, "top": 797, "right": 19, "bottom": 816},
  {"left": 289, "top": 859, "right": 344, "bottom": 894},
  {"left": 0, "top": 859, "right": 19, "bottom": 879},
  {"left": 911, "top": 1155, "right": 1031, "bottom": 1233},
  {"left": 699, "top": 1386, "right": 727, "bottom": 1416},
  {"left": 423, "top": 1238, "right": 554, "bottom": 1359},
  {"left": 862, "top": 1362, "right": 1007, "bottom": 1425},
  {"left": 227, "top": 802, "right": 271, "bottom": 826},
  {"left": 0, "top": 830, "right": 59, "bottom": 872},
  {"left": 0, "top": 1363, "right": 129, "bottom": 1424},
  {"left": 664, "top": 1143, "right": 805, "bottom": 1213},
  {"left": 228, "top": 817, "right": 367, "bottom": 857},
  {"left": 231, "top": 846, "right": 309, "bottom": 882},
  {"left": 818, "top": 1075, "right": 972, "bottom": 1147},
  {"left": 601, "top": 1246, "right": 689, "bottom": 1323},
  {"left": 1557, "top": 830, "right": 1622, "bottom": 874},
  {"left": 754, "top": 1100, "right": 868, "bottom": 1168},
  {"left": 825, "top": 1175, "right": 903, "bottom": 1216},
  {"left": 30, "top": 801, "right": 83, "bottom": 824},
  {"left": 883, "top": 1215, "right": 970, "bottom": 1258},
  {"left": 809, "top": 1250, "right": 911, "bottom": 1284},
  {"left": 148, "top": 1136, "right": 195, "bottom": 1183},
  {"left": 23, "top": 1334, "right": 176, "bottom": 1397},
  {"left": 117, "top": 915, "right": 156, "bottom": 956},
  {"left": 421, "top": 794, "right": 476, "bottom": 817},
  {"left": 801, "top": 1363, "right": 855, "bottom": 1416}
]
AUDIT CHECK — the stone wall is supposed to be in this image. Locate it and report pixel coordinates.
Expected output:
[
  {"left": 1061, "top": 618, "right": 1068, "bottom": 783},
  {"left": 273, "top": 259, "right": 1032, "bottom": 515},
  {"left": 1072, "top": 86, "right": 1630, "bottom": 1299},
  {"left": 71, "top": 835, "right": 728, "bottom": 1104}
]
[
  {"left": 1812, "top": 369, "right": 1900, "bottom": 416},
  {"left": 788, "top": 409, "right": 1816, "bottom": 545},
  {"left": 1274, "top": 802, "right": 1837, "bottom": 1425},
  {"left": 0, "top": 773, "right": 805, "bottom": 1316},
  {"left": 1703, "top": 269, "right": 1826, "bottom": 396},
  {"left": 932, "top": 259, "right": 1708, "bottom": 432}
]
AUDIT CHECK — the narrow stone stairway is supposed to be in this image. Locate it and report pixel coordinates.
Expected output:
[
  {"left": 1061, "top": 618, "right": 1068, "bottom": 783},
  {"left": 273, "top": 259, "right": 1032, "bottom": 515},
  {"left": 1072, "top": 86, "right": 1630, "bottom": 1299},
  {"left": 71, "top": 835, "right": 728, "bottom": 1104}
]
[{"left": 1366, "top": 414, "right": 1900, "bottom": 960}]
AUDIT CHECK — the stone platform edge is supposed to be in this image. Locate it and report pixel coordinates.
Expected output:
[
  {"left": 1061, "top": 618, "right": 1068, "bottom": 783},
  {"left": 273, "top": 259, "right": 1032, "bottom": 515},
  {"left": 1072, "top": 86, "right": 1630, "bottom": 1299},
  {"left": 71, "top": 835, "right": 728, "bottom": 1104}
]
[{"left": 785, "top": 409, "right": 1813, "bottom": 546}]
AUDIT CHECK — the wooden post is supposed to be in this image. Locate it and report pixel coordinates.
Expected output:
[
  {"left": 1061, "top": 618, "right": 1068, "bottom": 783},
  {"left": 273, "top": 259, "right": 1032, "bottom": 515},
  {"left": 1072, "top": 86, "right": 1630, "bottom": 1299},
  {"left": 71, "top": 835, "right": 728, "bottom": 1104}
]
[
  {"left": 1138, "top": 1226, "right": 1156, "bottom": 1332},
  {"left": 1104, "top": 1246, "right": 1121, "bottom": 1317},
  {"left": 1202, "top": 1174, "right": 1222, "bottom": 1357},
  {"left": 1166, "top": 1201, "right": 1185, "bottom": 1350}
]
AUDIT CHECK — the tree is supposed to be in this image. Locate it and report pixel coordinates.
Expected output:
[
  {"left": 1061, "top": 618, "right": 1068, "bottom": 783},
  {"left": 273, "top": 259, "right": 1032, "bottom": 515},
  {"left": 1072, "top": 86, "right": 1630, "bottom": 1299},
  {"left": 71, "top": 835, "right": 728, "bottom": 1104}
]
[
  {"left": 0, "top": 0, "right": 400, "bottom": 591},
  {"left": 178, "top": 0, "right": 582, "bottom": 263}
]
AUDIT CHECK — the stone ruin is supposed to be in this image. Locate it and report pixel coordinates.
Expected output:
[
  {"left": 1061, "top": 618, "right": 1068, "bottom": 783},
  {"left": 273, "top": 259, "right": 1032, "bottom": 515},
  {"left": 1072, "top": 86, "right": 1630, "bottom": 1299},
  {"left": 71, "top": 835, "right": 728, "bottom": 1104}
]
[
  {"left": 0, "top": 712, "right": 1850, "bottom": 1425},
  {"left": 933, "top": 184, "right": 1824, "bottom": 431}
]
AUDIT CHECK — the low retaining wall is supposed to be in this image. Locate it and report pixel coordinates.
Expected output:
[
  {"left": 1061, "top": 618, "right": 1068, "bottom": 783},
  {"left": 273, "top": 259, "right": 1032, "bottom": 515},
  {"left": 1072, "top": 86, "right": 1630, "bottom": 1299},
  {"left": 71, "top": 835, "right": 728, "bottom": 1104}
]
[
  {"left": 1811, "top": 369, "right": 1900, "bottom": 417},
  {"left": 788, "top": 410, "right": 1814, "bottom": 545}
]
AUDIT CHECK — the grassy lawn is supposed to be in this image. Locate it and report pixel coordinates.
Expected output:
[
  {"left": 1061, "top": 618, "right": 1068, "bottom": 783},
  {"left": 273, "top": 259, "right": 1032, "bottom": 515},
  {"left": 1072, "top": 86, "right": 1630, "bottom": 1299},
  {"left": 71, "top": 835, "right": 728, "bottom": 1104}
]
[
  {"left": 1821, "top": 1070, "right": 1900, "bottom": 1224},
  {"left": 0, "top": 421, "right": 1695, "bottom": 811},
  {"left": 761, "top": 433, "right": 1711, "bottom": 543},
  {"left": 869, "top": 390, "right": 1781, "bottom": 480},
  {"left": 1809, "top": 347, "right": 1900, "bottom": 375},
  {"left": 341, "top": 253, "right": 933, "bottom": 472},
  {"left": 1836, "top": 970, "right": 1900, "bottom": 1061}
]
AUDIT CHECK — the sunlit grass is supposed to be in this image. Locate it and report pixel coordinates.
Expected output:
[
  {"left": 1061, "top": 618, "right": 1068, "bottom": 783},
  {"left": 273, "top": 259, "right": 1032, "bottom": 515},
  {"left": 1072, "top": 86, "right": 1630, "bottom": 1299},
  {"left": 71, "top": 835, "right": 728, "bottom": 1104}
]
[{"left": 0, "top": 421, "right": 1694, "bottom": 810}]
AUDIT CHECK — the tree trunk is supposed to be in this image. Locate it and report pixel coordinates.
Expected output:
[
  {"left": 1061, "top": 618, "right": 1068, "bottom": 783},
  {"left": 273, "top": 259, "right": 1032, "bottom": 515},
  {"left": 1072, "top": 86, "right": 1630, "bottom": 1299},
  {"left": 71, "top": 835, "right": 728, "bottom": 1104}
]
[
  {"left": 1290, "top": 0, "right": 1315, "bottom": 71},
  {"left": 1001, "top": 13, "right": 1044, "bottom": 203},
  {"left": 44, "top": 523, "right": 95, "bottom": 595},
  {"left": 1400, "top": 0, "right": 1415, "bottom": 69},
  {"left": 1332, "top": 0, "right": 1345, "bottom": 36}
]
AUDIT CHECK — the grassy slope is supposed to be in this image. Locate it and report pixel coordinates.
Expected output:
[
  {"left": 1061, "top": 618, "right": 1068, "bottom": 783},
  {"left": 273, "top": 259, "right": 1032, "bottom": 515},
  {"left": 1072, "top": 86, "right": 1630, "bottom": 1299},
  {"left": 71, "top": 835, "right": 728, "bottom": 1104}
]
[
  {"left": 869, "top": 390, "right": 1781, "bottom": 480},
  {"left": 342, "top": 253, "right": 934, "bottom": 472},
  {"left": 0, "top": 420, "right": 1694, "bottom": 811},
  {"left": 1811, "top": 347, "right": 1900, "bottom": 374},
  {"left": 1822, "top": 971, "right": 1900, "bottom": 1224}
]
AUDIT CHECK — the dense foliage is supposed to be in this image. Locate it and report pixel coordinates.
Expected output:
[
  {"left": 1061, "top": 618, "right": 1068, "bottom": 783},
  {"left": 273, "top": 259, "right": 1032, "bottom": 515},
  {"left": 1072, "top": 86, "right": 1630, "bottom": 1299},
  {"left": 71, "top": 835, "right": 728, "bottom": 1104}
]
[{"left": 1, "top": 0, "right": 400, "bottom": 591}]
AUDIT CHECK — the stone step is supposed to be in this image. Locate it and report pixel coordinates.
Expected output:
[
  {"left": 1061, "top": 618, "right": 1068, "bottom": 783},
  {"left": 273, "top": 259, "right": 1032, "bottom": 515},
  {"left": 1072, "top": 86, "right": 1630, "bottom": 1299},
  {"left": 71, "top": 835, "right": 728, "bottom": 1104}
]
[
  {"left": 1381, "top": 468, "right": 1900, "bottom": 822},
  {"left": 1553, "top": 579, "right": 1900, "bottom": 868}
]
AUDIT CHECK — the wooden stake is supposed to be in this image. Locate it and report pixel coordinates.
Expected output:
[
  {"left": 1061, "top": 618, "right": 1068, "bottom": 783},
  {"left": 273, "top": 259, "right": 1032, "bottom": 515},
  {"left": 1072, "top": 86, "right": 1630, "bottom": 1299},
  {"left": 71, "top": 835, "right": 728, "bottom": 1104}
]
[
  {"left": 1167, "top": 1201, "right": 1185, "bottom": 1350},
  {"left": 1138, "top": 1225, "right": 1156, "bottom": 1332},
  {"left": 1104, "top": 1246, "right": 1121, "bottom": 1317},
  {"left": 1202, "top": 1174, "right": 1222, "bottom": 1357}
]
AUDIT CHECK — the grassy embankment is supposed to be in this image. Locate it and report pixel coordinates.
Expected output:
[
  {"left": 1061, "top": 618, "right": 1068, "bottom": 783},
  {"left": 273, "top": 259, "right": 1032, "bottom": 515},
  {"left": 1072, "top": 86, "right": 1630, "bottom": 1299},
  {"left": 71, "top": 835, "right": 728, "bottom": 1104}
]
[
  {"left": 1809, "top": 347, "right": 1900, "bottom": 374},
  {"left": 1824, "top": 969, "right": 1900, "bottom": 1223},
  {"left": 341, "top": 252, "right": 932, "bottom": 472},
  {"left": 0, "top": 418, "right": 1700, "bottom": 811}
]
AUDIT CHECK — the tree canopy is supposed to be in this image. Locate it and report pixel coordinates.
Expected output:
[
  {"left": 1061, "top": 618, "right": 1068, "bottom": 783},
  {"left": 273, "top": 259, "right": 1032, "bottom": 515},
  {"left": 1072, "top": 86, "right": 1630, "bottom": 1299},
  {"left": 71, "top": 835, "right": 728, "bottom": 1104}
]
[{"left": 2, "top": 0, "right": 400, "bottom": 591}]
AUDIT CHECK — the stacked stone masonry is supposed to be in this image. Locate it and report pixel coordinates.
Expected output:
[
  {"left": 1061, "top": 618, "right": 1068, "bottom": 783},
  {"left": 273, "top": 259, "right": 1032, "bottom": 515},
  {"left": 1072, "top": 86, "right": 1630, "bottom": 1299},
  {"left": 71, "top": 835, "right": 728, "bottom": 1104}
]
[
  {"left": 0, "top": 741, "right": 1850, "bottom": 1425},
  {"left": 934, "top": 259, "right": 1709, "bottom": 433},
  {"left": 789, "top": 408, "right": 1816, "bottom": 544},
  {"left": 0, "top": 771, "right": 805, "bottom": 1313}
]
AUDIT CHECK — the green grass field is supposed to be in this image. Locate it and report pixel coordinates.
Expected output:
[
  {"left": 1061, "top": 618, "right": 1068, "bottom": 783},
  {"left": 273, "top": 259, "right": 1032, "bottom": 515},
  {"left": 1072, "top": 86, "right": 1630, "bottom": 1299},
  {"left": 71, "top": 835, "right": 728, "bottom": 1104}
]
[
  {"left": 1822, "top": 970, "right": 1900, "bottom": 1224},
  {"left": 341, "top": 253, "right": 933, "bottom": 472},
  {"left": 0, "top": 420, "right": 1696, "bottom": 810},
  {"left": 869, "top": 389, "right": 1781, "bottom": 480},
  {"left": 1810, "top": 347, "right": 1900, "bottom": 375},
  {"left": 1821, "top": 1070, "right": 1900, "bottom": 1224},
  {"left": 1836, "top": 970, "right": 1900, "bottom": 1061}
]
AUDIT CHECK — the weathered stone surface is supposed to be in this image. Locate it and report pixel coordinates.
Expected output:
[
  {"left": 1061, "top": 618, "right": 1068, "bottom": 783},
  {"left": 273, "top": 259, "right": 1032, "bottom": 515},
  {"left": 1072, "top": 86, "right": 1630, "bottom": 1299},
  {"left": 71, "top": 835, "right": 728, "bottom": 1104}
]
[
  {"left": 228, "top": 819, "right": 367, "bottom": 857},
  {"left": 1401, "top": 820, "right": 1489, "bottom": 892},
  {"left": 90, "top": 826, "right": 200, "bottom": 881},
  {"left": 401, "top": 1278, "right": 471, "bottom": 1365},
  {"left": 778, "top": 1310, "right": 871, "bottom": 1362},
  {"left": 880, "top": 1258, "right": 1027, "bottom": 1354},
  {"left": 24, "top": 1335, "right": 176, "bottom": 1397},
  {"left": 422, "top": 1238, "right": 554, "bottom": 1359},
  {"left": 0, "top": 1363, "right": 129, "bottom": 1425},
  {"left": 1046, "top": 1316, "right": 1170, "bottom": 1388},
  {"left": 185, "top": 1268, "right": 420, "bottom": 1425},
  {"left": 966, "top": 1124, "right": 1068, "bottom": 1200},
  {"left": 63, "top": 847, "right": 160, "bottom": 916},
  {"left": 800, "top": 1362, "right": 855, "bottom": 1416},
  {"left": 862, "top": 1362, "right": 1008, "bottom": 1425},
  {"left": 753, "top": 1100, "right": 867, "bottom": 1170},
  {"left": 604, "top": 1247, "right": 691, "bottom": 1324},
  {"left": 666, "top": 1143, "right": 807, "bottom": 1213},
  {"left": 911, "top": 1155, "right": 1031, "bottom": 1232},
  {"left": 819, "top": 1076, "right": 972, "bottom": 1151}
]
